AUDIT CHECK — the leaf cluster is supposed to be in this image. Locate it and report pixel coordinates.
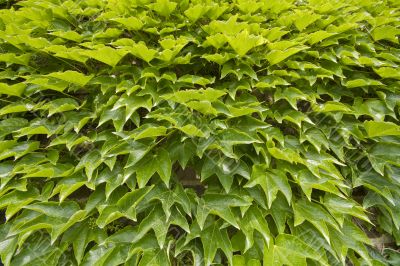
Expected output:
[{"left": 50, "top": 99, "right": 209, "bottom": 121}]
[{"left": 0, "top": 0, "right": 400, "bottom": 265}]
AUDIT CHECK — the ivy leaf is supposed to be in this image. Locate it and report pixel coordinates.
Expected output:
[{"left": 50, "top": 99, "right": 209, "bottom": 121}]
[
  {"left": 0, "top": 53, "right": 31, "bottom": 66},
  {"left": 0, "top": 83, "right": 26, "bottom": 96},
  {"left": 81, "top": 46, "right": 128, "bottom": 67},
  {"left": 81, "top": 244, "right": 130, "bottom": 266},
  {"left": 135, "top": 148, "right": 172, "bottom": 187},
  {"left": 196, "top": 193, "right": 252, "bottom": 229},
  {"left": 307, "top": 31, "right": 336, "bottom": 45},
  {"left": 266, "top": 46, "right": 308, "bottom": 65},
  {"left": 157, "top": 148, "right": 172, "bottom": 186},
  {"left": 293, "top": 168, "right": 344, "bottom": 201},
  {"left": 245, "top": 164, "right": 292, "bottom": 208},
  {"left": 372, "top": 25, "right": 400, "bottom": 43},
  {"left": 131, "top": 125, "right": 167, "bottom": 140},
  {"left": 112, "top": 17, "right": 143, "bottom": 30},
  {"left": 203, "top": 33, "right": 227, "bottom": 49},
  {"left": 0, "top": 189, "right": 40, "bottom": 220},
  {"left": 150, "top": 0, "right": 177, "bottom": 17},
  {"left": 0, "top": 118, "right": 28, "bottom": 139},
  {"left": 0, "top": 141, "right": 40, "bottom": 160},
  {"left": 293, "top": 199, "right": 340, "bottom": 243},
  {"left": 186, "top": 101, "right": 218, "bottom": 116},
  {"left": 112, "top": 94, "right": 152, "bottom": 121},
  {"left": 293, "top": 11, "right": 321, "bottom": 31},
  {"left": 226, "top": 30, "right": 265, "bottom": 56},
  {"left": 137, "top": 247, "right": 170, "bottom": 266},
  {"left": 1, "top": 1, "right": 399, "bottom": 264},
  {"left": 50, "top": 31, "right": 83, "bottom": 42},
  {"left": 125, "top": 42, "right": 158, "bottom": 63},
  {"left": 0, "top": 230, "right": 17, "bottom": 265},
  {"left": 162, "top": 88, "right": 226, "bottom": 103},
  {"left": 0, "top": 102, "right": 34, "bottom": 116},
  {"left": 105, "top": 207, "right": 168, "bottom": 248},
  {"left": 51, "top": 174, "right": 86, "bottom": 203},
  {"left": 240, "top": 206, "right": 271, "bottom": 251},
  {"left": 23, "top": 201, "right": 81, "bottom": 219},
  {"left": 344, "top": 78, "right": 383, "bottom": 88},
  {"left": 178, "top": 124, "right": 205, "bottom": 137},
  {"left": 202, "top": 52, "right": 234, "bottom": 65},
  {"left": 201, "top": 221, "right": 233, "bottom": 266},
  {"left": 178, "top": 75, "right": 215, "bottom": 86},
  {"left": 62, "top": 222, "right": 107, "bottom": 264},
  {"left": 264, "top": 234, "right": 329, "bottom": 266},
  {"left": 364, "top": 121, "right": 400, "bottom": 137},
  {"left": 47, "top": 71, "right": 93, "bottom": 86},
  {"left": 184, "top": 4, "right": 210, "bottom": 22},
  {"left": 323, "top": 194, "right": 371, "bottom": 227},
  {"left": 201, "top": 155, "right": 249, "bottom": 192},
  {"left": 41, "top": 98, "right": 79, "bottom": 117},
  {"left": 221, "top": 61, "right": 258, "bottom": 80},
  {"left": 76, "top": 150, "right": 103, "bottom": 181},
  {"left": 373, "top": 67, "right": 400, "bottom": 79},
  {"left": 96, "top": 186, "right": 153, "bottom": 228}
]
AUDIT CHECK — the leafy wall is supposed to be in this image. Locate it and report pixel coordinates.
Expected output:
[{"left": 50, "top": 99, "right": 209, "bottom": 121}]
[{"left": 0, "top": 0, "right": 400, "bottom": 265}]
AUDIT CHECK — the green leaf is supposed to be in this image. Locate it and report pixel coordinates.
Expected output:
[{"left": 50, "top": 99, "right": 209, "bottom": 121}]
[
  {"left": 41, "top": 98, "right": 79, "bottom": 117},
  {"left": 323, "top": 194, "right": 371, "bottom": 226},
  {"left": 219, "top": 128, "right": 261, "bottom": 145},
  {"left": 125, "top": 42, "right": 158, "bottom": 63},
  {"left": 266, "top": 46, "right": 308, "bottom": 65},
  {"left": 76, "top": 150, "right": 103, "bottom": 181},
  {"left": 344, "top": 78, "right": 383, "bottom": 88},
  {"left": 50, "top": 31, "right": 83, "bottom": 42},
  {"left": 135, "top": 148, "right": 172, "bottom": 187},
  {"left": 96, "top": 186, "right": 153, "bottom": 228},
  {"left": 226, "top": 30, "right": 265, "bottom": 56},
  {"left": 133, "top": 125, "right": 167, "bottom": 140},
  {"left": 0, "top": 102, "right": 34, "bottom": 116},
  {"left": 372, "top": 25, "right": 400, "bottom": 43},
  {"left": 112, "top": 17, "right": 143, "bottom": 30},
  {"left": 245, "top": 164, "right": 292, "bottom": 208},
  {"left": 113, "top": 94, "right": 152, "bottom": 121},
  {"left": 203, "top": 33, "right": 227, "bottom": 49},
  {"left": 186, "top": 101, "right": 218, "bottom": 115},
  {"left": 264, "top": 234, "right": 329, "bottom": 266},
  {"left": 307, "top": 30, "right": 335, "bottom": 45},
  {"left": 294, "top": 11, "right": 321, "bottom": 31},
  {"left": 106, "top": 207, "right": 168, "bottom": 248},
  {"left": 196, "top": 193, "right": 252, "bottom": 229},
  {"left": 221, "top": 61, "right": 258, "bottom": 80},
  {"left": 0, "top": 53, "right": 31, "bottom": 66},
  {"left": 0, "top": 83, "right": 26, "bottom": 96},
  {"left": 0, "top": 189, "right": 40, "bottom": 220},
  {"left": 0, "top": 118, "right": 28, "bottom": 139},
  {"left": 47, "top": 71, "right": 93, "bottom": 86},
  {"left": 201, "top": 221, "right": 233, "bottom": 266},
  {"left": 373, "top": 67, "right": 400, "bottom": 79},
  {"left": 24, "top": 201, "right": 80, "bottom": 219},
  {"left": 364, "top": 121, "right": 400, "bottom": 137},
  {"left": 157, "top": 148, "right": 172, "bottom": 186},
  {"left": 178, "top": 124, "right": 205, "bottom": 137},
  {"left": 184, "top": 4, "right": 209, "bottom": 22},
  {"left": 240, "top": 206, "right": 271, "bottom": 251},
  {"left": 0, "top": 141, "right": 40, "bottom": 160},
  {"left": 150, "top": 0, "right": 177, "bottom": 17},
  {"left": 81, "top": 46, "right": 128, "bottom": 67},
  {"left": 178, "top": 75, "right": 215, "bottom": 86},
  {"left": 162, "top": 88, "right": 226, "bottom": 103},
  {"left": 293, "top": 199, "right": 339, "bottom": 242}
]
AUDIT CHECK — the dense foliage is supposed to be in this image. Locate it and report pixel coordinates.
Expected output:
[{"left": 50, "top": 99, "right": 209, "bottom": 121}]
[{"left": 0, "top": 0, "right": 400, "bottom": 265}]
